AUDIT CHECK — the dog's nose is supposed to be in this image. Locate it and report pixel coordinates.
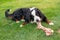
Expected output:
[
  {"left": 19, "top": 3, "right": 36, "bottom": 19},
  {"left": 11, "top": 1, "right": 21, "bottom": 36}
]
[{"left": 36, "top": 19, "right": 40, "bottom": 22}]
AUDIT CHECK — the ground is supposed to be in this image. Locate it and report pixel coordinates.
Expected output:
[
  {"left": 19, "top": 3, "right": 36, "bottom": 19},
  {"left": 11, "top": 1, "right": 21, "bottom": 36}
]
[{"left": 0, "top": 0, "right": 60, "bottom": 40}]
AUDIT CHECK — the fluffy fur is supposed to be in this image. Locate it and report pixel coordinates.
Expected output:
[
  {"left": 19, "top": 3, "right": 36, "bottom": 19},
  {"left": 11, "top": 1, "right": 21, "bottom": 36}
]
[{"left": 5, "top": 7, "right": 54, "bottom": 27}]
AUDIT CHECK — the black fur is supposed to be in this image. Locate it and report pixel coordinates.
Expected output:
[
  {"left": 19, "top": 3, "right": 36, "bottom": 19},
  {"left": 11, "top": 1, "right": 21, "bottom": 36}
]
[
  {"left": 5, "top": 7, "right": 47, "bottom": 23},
  {"left": 34, "top": 8, "right": 47, "bottom": 22}
]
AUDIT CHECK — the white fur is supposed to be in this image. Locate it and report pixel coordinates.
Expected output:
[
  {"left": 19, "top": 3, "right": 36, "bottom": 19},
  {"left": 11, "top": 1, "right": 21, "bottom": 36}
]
[
  {"left": 21, "top": 19, "right": 25, "bottom": 21},
  {"left": 30, "top": 7, "right": 36, "bottom": 11},
  {"left": 30, "top": 21, "right": 35, "bottom": 23},
  {"left": 30, "top": 8, "right": 41, "bottom": 22},
  {"left": 34, "top": 16, "right": 41, "bottom": 22},
  {"left": 10, "top": 9, "right": 11, "bottom": 12}
]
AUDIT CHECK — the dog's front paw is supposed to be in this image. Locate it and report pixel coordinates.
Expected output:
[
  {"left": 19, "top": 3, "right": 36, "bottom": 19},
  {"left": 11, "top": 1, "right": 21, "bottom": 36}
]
[
  {"left": 20, "top": 24, "right": 23, "bottom": 27},
  {"left": 16, "top": 21, "right": 19, "bottom": 23},
  {"left": 21, "top": 19, "right": 25, "bottom": 21},
  {"left": 49, "top": 22, "right": 54, "bottom": 25}
]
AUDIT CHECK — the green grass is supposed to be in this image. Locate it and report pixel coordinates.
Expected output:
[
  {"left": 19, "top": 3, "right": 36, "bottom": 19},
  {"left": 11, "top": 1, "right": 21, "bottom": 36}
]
[{"left": 0, "top": 0, "right": 60, "bottom": 40}]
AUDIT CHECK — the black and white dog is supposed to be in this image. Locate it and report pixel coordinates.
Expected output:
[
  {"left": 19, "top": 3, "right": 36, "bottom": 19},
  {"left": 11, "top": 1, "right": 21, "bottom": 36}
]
[{"left": 5, "top": 7, "right": 54, "bottom": 28}]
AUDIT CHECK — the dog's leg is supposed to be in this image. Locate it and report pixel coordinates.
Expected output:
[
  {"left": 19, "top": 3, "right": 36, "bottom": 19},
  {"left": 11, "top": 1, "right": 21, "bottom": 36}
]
[
  {"left": 43, "top": 17, "right": 54, "bottom": 25},
  {"left": 45, "top": 19, "right": 54, "bottom": 25},
  {"left": 21, "top": 16, "right": 25, "bottom": 21},
  {"left": 16, "top": 19, "right": 19, "bottom": 23},
  {"left": 20, "top": 14, "right": 30, "bottom": 27},
  {"left": 20, "top": 22, "right": 28, "bottom": 27}
]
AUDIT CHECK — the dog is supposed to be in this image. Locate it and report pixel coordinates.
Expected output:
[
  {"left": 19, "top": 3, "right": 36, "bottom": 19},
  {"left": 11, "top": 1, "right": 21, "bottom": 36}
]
[{"left": 5, "top": 7, "right": 54, "bottom": 27}]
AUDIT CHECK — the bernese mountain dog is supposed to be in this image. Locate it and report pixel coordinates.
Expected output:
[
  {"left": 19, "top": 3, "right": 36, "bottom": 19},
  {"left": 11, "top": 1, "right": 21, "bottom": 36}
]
[{"left": 5, "top": 7, "right": 54, "bottom": 27}]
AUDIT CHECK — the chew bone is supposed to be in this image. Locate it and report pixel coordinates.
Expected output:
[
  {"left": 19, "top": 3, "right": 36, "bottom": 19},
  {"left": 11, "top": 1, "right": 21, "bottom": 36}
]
[
  {"left": 43, "top": 28, "right": 54, "bottom": 36},
  {"left": 37, "top": 22, "right": 54, "bottom": 36}
]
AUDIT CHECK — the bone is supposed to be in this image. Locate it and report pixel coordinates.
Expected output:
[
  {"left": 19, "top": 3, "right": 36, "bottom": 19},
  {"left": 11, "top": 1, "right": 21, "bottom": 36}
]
[
  {"left": 37, "top": 22, "right": 54, "bottom": 36},
  {"left": 43, "top": 28, "right": 54, "bottom": 36}
]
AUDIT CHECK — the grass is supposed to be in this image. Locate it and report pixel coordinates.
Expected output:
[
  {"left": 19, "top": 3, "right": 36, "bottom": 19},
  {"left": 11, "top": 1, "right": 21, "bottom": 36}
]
[{"left": 0, "top": 0, "right": 60, "bottom": 40}]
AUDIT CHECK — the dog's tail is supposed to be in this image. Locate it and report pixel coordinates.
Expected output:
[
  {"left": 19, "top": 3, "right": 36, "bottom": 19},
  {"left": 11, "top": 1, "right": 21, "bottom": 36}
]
[{"left": 5, "top": 9, "right": 11, "bottom": 17}]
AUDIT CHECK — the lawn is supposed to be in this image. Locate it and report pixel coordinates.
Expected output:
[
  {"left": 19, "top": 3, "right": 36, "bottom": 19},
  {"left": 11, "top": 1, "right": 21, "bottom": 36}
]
[{"left": 0, "top": 0, "right": 60, "bottom": 40}]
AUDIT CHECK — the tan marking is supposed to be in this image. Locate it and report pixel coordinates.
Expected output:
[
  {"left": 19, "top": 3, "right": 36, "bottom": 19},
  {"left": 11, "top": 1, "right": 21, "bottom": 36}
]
[
  {"left": 21, "top": 16, "right": 24, "bottom": 19},
  {"left": 46, "top": 19, "right": 51, "bottom": 24},
  {"left": 20, "top": 22, "right": 28, "bottom": 27}
]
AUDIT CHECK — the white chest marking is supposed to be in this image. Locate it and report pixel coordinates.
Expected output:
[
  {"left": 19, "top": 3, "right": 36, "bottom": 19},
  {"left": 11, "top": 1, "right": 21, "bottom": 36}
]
[{"left": 30, "top": 9, "right": 41, "bottom": 22}]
